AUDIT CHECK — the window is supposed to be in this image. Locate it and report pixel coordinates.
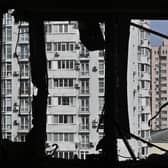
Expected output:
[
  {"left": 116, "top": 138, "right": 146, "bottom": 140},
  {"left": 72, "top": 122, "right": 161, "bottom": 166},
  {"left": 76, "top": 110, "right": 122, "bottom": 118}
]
[
  {"left": 2, "top": 44, "right": 12, "bottom": 60},
  {"left": 20, "top": 97, "right": 30, "bottom": 113},
  {"left": 64, "top": 24, "right": 68, "bottom": 32},
  {"left": 141, "top": 80, "right": 145, "bottom": 89},
  {"left": 54, "top": 151, "right": 74, "bottom": 159},
  {"left": 47, "top": 133, "right": 52, "bottom": 141},
  {"left": 20, "top": 26, "right": 29, "bottom": 41},
  {"left": 20, "top": 44, "right": 29, "bottom": 59},
  {"left": 80, "top": 79, "right": 89, "bottom": 94},
  {"left": 59, "top": 24, "right": 63, "bottom": 33},
  {"left": 20, "top": 79, "right": 30, "bottom": 94},
  {"left": 46, "top": 42, "right": 52, "bottom": 51},
  {"left": 80, "top": 44, "right": 89, "bottom": 57},
  {"left": 80, "top": 134, "right": 89, "bottom": 148},
  {"left": 80, "top": 61, "right": 89, "bottom": 75},
  {"left": 6, "top": 97, "right": 12, "bottom": 111},
  {"left": 141, "top": 147, "right": 145, "bottom": 155},
  {"left": 48, "top": 61, "right": 52, "bottom": 69},
  {"left": 52, "top": 24, "right": 58, "bottom": 33},
  {"left": 99, "top": 50, "right": 105, "bottom": 57},
  {"left": 53, "top": 78, "right": 74, "bottom": 88},
  {"left": 141, "top": 130, "right": 145, "bottom": 138},
  {"left": 160, "top": 56, "right": 167, "bottom": 60},
  {"left": 18, "top": 133, "right": 27, "bottom": 142},
  {"left": 6, "top": 62, "right": 12, "bottom": 76},
  {"left": 50, "top": 115, "right": 74, "bottom": 124},
  {"left": 48, "top": 78, "right": 53, "bottom": 89},
  {"left": 20, "top": 62, "right": 29, "bottom": 77},
  {"left": 45, "top": 24, "right": 52, "bottom": 33},
  {"left": 99, "top": 96, "right": 104, "bottom": 111},
  {"left": 20, "top": 115, "right": 29, "bottom": 129},
  {"left": 2, "top": 114, "right": 12, "bottom": 130},
  {"left": 6, "top": 27, "right": 12, "bottom": 41},
  {"left": 80, "top": 97, "right": 89, "bottom": 112},
  {"left": 6, "top": 79, "right": 12, "bottom": 95},
  {"left": 58, "top": 96, "right": 75, "bottom": 106},
  {"left": 2, "top": 132, "right": 12, "bottom": 141},
  {"left": 47, "top": 97, "right": 52, "bottom": 105},
  {"left": 99, "top": 61, "right": 105, "bottom": 75},
  {"left": 1, "top": 97, "right": 12, "bottom": 112},
  {"left": 141, "top": 64, "right": 144, "bottom": 71},
  {"left": 99, "top": 78, "right": 104, "bottom": 93},
  {"left": 80, "top": 151, "right": 89, "bottom": 160},
  {"left": 57, "top": 60, "right": 75, "bottom": 70},
  {"left": 6, "top": 44, "right": 12, "bottom": 59},
  {"left": 141, "top": 114, "right": 145, "bottom": 122},
  {"left": 80, "top": 116, "right": 89, "bottom": 130},
  {"left": 47, "top": 133, "right": 74, "bottom": 142},
  {"left": 6, "top": 13, "right": 12, "bottom": 25},
  {"left": 1, "top": 63, "right": 12, "bottom": 77},
  {"left": 53, "top": 42, "right": 75, "bottom": 51}
]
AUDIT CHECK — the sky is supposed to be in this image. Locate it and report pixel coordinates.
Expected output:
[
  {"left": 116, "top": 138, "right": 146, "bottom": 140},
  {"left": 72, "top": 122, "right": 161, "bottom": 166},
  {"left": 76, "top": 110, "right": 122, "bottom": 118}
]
[{"left": 149, "top": 20, "right": 168, "bottom": 46}]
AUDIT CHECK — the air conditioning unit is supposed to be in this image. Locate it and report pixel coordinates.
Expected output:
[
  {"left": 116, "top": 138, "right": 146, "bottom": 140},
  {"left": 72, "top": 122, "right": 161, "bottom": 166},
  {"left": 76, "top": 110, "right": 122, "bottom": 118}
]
[
  {"left": 54, "top": 52, "right": 59, "bottom": 57},
  {"left": 92, "top": 66, "right": 97, "bottom": 72},
  {"left": 13, "top": 71, "right": 19, "bottom": 77},
  {"left": 13, "top": 120, "right": 19, "bottom": 126},
  {"left": 92, "top": 119, "right": 98, "bottom": 128},
  {"left": 13, "top": 103, "right": 19, "bottom": 112},
  {"left": 75, "top": 44, "right": 80, "bottom": 50},
  {"left": 74, "top": 83, "right": 80, "bottom": 89},
  {"left": 89, "top": 142, "right": 94, "bottom": 148}
]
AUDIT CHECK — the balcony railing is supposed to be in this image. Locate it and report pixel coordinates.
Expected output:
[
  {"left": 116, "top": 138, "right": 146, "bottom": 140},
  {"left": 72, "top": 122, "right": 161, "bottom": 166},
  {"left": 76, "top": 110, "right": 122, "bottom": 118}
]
[{"left": 79, "top": 124, "right": 89, "bottom": 131}]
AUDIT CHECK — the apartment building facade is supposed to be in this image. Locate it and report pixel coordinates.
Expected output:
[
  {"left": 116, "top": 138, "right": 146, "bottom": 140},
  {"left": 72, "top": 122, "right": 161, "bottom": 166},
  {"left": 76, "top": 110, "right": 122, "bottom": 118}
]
[
  {"left": 118, "top": 20, "right": 151, "bottom": 160},
  {"left": 152, "top": 39, "right": 168, "bottom": 130},
  {"left": 1, "top": 12, "right": 151, "bottom": 160}
]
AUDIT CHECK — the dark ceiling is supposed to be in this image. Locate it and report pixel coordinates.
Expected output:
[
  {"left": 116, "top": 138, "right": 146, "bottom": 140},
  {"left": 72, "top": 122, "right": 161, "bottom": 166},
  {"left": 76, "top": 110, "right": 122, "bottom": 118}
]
[{"left": 1, "top": 0, "right": 168, "bottom": 21}]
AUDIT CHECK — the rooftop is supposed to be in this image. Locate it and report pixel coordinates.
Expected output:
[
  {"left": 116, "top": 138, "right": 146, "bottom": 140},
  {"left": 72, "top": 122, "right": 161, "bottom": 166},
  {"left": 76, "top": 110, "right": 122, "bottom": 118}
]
[{"left": 151, "top": 129, "right": 168, "bottom": 143}]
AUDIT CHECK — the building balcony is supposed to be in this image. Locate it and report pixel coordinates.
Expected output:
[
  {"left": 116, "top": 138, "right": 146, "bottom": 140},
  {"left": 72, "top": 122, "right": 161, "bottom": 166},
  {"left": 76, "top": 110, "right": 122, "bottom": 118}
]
[
  {"left": 47, "top": 105, "right": 76, "bottom": 115},
  {"left": 139, "top": 72, "right": 150, "bottom": 81},
  {"left": 47, "top": 141, "right": 76, "bottom": 151},
  {"left": 46, "top": 33, "right": 78, "bottom": 42},
  {"left": 79, "top": 72, "right": 90, "bottom": 78},
  {"left": 141, "top": 122, "right": 150, "bottom": 130},
  {"left": 138, "top": 56, "right": 150, "bottom": 65},
  {"left": 79, "top": 143, "right": 90, "bottom": 149},
  {"left": 79, "top": 108, "right": 89, "bottom": 115},
  {"left": 139, "top": 89, "right": 151, "bottom": 97},
  {"left": 79, "top": 124, "right": 89, "bottom": 132},
  {"left": 49, "top": 88, "right": 77, "bottom": 96},
  {"left": 47, "top": 124, "right": 77, "bottom": 132},
  {"left": 79, "top": 90, "right": 89, "bottom": 95},
  {"left": 79, "top": 53, "right": 90, "bottom": 59},
  {"left": 48, "top": 70, "right": 77, "bottom": 78},
  {"left": 17, "top": 127, "right": 30, "bottom": 133},
  {"left": 47, "top": 51, "right": 78, "bottom": 60},
  {"left": 140, "top": 106, "right": 151, "bottom": 113},
  {"left": 18, "top": 39, "right": 29, "bottom": 44}
]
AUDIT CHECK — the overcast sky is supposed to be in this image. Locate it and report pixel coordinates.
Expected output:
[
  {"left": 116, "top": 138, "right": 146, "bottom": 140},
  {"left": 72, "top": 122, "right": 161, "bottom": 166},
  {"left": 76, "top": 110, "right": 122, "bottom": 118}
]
[{"left": 149, "top": 20, "right": 168, "bottom": 46}]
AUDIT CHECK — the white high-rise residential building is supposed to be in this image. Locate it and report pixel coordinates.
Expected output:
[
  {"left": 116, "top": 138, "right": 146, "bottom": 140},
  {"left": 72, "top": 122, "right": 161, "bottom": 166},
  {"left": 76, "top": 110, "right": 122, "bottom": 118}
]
[
  {"left": 118, "top": 20, "right": 151, "bottom": 160},
  {"left": 1, "top": 11, "right": 151, "bottom": 160}
]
